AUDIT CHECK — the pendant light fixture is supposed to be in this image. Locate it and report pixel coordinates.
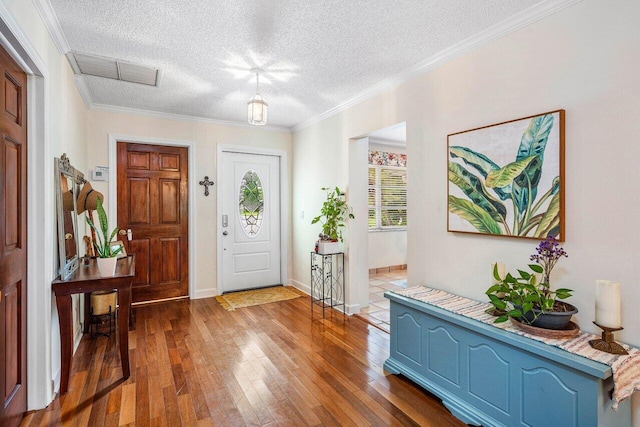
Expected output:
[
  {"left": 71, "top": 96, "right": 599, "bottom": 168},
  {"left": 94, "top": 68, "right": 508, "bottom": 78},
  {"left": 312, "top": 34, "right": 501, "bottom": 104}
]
[{"left": 247, "top": 68, "right": 267, "bottom": 126}]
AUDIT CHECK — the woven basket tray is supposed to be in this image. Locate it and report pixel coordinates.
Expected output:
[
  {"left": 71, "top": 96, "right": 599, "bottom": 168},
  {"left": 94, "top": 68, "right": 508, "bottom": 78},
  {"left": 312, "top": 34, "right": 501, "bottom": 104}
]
[{"left": 510, "top": 316, "right": 580, "bottom": 339}]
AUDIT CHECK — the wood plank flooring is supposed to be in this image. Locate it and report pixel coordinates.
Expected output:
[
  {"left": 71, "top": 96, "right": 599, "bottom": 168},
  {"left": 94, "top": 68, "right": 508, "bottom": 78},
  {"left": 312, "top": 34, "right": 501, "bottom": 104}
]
[{"left": 20, "top": 295, "right": 464, "bottom": 426}]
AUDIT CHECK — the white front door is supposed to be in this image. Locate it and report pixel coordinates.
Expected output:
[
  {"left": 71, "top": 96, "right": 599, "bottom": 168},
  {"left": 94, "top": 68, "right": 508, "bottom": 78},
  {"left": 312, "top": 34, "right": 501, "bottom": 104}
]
[{"left": 221, "top": 151, "right": 281, "bottom": 292}]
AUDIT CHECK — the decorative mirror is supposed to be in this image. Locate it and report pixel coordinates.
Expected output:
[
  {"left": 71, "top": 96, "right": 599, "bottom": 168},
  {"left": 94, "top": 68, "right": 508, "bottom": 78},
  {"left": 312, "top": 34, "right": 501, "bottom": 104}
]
[{"left": 55, "top": 154, "right": 83, "bottom": 278}]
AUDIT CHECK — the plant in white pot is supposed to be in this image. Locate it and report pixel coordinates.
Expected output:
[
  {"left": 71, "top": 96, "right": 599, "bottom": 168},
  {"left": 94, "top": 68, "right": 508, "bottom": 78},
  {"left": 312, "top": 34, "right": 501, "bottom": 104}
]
[
  {"left": 86, "top": 197, "right": 122, "bottom": 276},
  {"left": 311, "top": 187, "right": 354, "bottom": 254}
]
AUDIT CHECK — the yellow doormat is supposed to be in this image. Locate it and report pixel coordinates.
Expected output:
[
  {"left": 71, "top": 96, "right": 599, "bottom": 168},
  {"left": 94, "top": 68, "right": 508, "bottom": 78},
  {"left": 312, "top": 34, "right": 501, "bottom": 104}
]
[{"left": 215, "top": 286, "right": 307, "bottom": 311}]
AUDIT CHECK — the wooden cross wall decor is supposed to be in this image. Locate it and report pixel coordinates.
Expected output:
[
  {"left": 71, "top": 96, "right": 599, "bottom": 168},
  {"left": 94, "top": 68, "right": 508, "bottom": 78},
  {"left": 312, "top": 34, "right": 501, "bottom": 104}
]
[{"left": 199, "top": 176, "right": 214, "bottom": 196}]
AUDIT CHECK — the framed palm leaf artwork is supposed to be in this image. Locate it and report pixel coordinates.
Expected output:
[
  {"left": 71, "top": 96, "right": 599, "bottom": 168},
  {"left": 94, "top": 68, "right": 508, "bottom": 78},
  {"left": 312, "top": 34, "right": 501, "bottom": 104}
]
[{"left": 447, "top": 110, "right": 565, "bottom": 240}]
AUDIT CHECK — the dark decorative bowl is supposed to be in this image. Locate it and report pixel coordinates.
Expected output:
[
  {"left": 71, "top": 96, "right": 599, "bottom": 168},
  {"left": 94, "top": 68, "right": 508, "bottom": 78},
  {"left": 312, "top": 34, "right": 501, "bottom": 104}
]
[{"left": 516, "top": 302, "right": 578, "bottom": 330}]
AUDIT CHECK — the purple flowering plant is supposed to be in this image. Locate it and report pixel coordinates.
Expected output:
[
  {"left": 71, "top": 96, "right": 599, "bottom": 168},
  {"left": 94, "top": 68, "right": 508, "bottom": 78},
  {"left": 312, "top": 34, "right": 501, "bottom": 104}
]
[{"left": 486, "top": 236, "right": 573, "bottom": 324}]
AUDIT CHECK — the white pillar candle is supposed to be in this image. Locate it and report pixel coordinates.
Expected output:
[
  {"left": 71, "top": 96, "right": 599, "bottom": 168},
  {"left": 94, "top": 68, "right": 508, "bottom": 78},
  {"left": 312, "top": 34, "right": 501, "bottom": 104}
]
[
  {"left": 595, "top": 280, "right": 622, "bottom": 329},
  {"left": 491, "top": 262, "right": 506, "bottom": 284}
]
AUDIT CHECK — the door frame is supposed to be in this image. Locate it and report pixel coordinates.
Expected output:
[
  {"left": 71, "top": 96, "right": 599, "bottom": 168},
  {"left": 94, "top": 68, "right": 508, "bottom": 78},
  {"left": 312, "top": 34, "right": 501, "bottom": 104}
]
[
  {"left": 216, "top": 145, "right": 288, "bottom": 295},
  {"left": 108, "top": 134, "right": 196, "bottom": 298},
  {"left": 0, "top": 4, "right": 52, "bottom": 410}
]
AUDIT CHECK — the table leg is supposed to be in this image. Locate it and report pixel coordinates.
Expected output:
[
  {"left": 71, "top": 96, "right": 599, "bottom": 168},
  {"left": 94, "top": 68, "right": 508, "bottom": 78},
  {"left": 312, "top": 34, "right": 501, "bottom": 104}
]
[
  {"left": 117, "top": 286, "right": 131, "bottom": 380},
  {"left": 83, "top": 292, "right": 91, "bottom": 334},
  {"left": 55, "top": 294, "right": 73, "bottom": 394},
  {"left": 129, "top": 287, "right": 134, "bottom": 329}
]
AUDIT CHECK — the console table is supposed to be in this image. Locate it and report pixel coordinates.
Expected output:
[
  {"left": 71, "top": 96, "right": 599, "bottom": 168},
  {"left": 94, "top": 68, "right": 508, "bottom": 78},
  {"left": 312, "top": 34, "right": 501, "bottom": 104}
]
[
  {"left": 310, "top": 252, "right": 345, "bottom": 317},
  {"left": 52, "top": 255, "right": 135, "bottom": 394},
  {"left": 384, "top": 291, "right": 631, "bottom": 427}
]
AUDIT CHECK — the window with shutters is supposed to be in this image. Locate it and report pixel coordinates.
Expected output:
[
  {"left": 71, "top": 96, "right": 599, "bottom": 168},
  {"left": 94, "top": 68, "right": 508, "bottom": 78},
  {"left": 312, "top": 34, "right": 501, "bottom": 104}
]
[{"left": 368, "top": 165, "right": 407, "bottom": 230}]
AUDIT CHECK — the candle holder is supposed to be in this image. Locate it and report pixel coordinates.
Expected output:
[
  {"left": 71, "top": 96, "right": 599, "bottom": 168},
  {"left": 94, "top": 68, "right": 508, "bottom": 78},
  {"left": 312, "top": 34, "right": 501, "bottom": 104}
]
[{"left": 589, "top": 322, "right": 628, "bottom": 355}]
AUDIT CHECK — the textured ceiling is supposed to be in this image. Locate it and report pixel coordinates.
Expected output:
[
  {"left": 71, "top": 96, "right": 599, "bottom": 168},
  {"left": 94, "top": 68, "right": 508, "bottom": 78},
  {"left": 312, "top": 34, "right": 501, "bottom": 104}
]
[{"left": 47, "top": 0, "right": 545, "bottom": 129}]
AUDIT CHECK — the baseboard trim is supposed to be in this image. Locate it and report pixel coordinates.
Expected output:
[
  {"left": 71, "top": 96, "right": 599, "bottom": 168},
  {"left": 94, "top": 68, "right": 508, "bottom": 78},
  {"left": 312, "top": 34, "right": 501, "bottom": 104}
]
[
  {"left": 369, "top": 264, "right": 407, "bottom": 274},
  {"left": 192, "top": 288, "right": 218, "bottom": 300},
  {"left": 290, "top": 279, "right": 310, "bottom": 296}
]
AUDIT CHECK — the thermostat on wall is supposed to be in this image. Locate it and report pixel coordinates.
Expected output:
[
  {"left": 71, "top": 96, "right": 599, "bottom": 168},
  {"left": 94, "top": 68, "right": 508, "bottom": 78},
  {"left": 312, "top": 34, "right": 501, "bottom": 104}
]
[{"left": 91, "top": 166, "right": 109, "bottom": 181}]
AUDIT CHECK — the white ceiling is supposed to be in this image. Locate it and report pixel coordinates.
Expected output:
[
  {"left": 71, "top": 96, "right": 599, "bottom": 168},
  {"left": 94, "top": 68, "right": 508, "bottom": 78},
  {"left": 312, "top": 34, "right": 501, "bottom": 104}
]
[{"left": 41, "top": 0, "right": 562, "bottom": 130}]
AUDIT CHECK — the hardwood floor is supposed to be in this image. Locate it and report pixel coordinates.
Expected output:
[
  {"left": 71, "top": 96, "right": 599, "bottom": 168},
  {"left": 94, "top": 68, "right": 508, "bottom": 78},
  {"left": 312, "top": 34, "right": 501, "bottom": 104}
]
[{"left": 20, "top": 295, "right": 464, "bottom": 426}]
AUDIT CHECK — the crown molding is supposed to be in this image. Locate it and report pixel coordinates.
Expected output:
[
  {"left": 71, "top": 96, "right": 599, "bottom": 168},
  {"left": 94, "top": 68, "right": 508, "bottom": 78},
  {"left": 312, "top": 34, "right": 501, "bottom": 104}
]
[
  {"left": 32, "top": 0, "right": 70, "bottom": 54},
  {"left": 291, "top": 0, "right": 583, "bottom": 133},
  {"left": 73, "top": 75, "right": 93, "bottom": 107},
  {"left": 90, "top": 102, "right": 291, "bottom": 133}
]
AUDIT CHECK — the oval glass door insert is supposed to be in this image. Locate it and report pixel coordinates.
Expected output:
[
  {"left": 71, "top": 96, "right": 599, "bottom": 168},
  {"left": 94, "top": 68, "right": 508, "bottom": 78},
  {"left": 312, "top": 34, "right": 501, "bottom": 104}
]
[{"left": 238, "top": 170, "right": 264, "bottom": 236}]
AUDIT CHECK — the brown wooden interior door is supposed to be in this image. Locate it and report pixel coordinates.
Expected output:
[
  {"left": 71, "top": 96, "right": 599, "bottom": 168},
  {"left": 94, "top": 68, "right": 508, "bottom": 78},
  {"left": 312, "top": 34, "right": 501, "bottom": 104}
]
[
  {"left": 117, "top": 142, "right": 189, "bottom": 303},
  {"left": 0, "top": 45, "right": 27, "bottom": 427}
]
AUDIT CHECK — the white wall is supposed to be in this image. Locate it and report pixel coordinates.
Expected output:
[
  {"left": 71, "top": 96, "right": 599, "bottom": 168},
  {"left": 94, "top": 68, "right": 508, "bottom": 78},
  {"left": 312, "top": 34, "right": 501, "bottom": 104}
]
[
  {"left": 292, "top": 0, "right": 640, "bottom": 421},
  {"left": 85, "top": 110, "right": 293, "bottom": 298},
  {"left": 368, "top": 231, "right": 407, "bottom": 269}
]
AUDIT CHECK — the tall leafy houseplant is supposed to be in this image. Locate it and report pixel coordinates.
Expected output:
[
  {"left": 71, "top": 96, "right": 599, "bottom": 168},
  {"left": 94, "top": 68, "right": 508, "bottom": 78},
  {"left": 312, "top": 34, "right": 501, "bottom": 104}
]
[
  {"left": 86, "top": 198, "right": 122, "bottom": 258},
  {"left": 312, "top": 187, "right": 355, "bottom": 242}
]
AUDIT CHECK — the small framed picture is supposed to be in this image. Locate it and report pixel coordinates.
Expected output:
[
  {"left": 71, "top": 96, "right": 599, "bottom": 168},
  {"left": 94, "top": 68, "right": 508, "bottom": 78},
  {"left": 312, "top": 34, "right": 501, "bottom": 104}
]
[{"left": 109, "top": 240, "right": 127, "bottom": 258}]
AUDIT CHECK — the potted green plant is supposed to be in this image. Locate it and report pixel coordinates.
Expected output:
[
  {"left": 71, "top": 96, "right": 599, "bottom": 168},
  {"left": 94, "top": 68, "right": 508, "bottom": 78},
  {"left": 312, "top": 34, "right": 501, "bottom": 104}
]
[
  {"left": 486, "top": 236, "right": 576, "bottom": 329},
  {"left": 86, "top": 197, "right": 122, "bottom": 276},
  {"left": 311, "top": 187, "right": 355, "bottom": 254}
]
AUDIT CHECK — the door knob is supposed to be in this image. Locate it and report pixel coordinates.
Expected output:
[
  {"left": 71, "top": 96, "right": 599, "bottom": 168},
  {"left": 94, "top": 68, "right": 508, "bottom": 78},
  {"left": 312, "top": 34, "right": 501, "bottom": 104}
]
[
  {"left": 118, "top": 229, "right": 127, "bottom": 235},
  {"left": 222, "top": 231, "right": 228, "bottom": 236}
]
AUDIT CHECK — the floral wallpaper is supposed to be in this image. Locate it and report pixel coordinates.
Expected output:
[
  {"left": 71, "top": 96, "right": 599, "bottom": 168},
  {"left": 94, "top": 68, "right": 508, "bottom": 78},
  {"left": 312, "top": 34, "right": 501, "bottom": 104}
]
[{"left": 368, "top": 150, "right": 407, "bottom": 167}]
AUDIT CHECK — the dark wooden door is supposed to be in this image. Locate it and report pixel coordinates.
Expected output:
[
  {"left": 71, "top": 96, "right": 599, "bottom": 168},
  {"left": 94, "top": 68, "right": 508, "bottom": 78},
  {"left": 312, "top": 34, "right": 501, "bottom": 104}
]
[
  {"left": 117, "top": 143, "right": 189, "bottom": 303},
  {"left": 0, "top": 45, "right": 27, "bottom": 427}
]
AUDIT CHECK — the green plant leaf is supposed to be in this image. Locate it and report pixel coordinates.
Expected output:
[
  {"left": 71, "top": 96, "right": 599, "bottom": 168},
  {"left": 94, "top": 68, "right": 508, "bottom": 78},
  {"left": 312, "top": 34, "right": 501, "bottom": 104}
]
[
  {"left": 511, "top": 114, "right": 555, "bottom": 216},
  {"left": 534, "top": 192, "right": 561, "bottom": 238},
  {"left": 485, "top": 156, "right": 537, "bottom": 189},
  {"left": 449, "top": 146, "right": 498, "bottom": 177},
  {"left": 517, "top": 269, "right": 531, "bottom": 279},
  {"left": 96, "top": 198, "right": 109, "bottom": 241},
  {"left": 108, "top": 227, "right": 119, "bottom": 246},
  {"left": 517, "top": 114, "right": 555, "bottom": 162},
  {"left": 494, "top": 315, "right": 509, "bottom": 323},
  {"left": 448, "top": 195, "right": 502, "bottom": 234},
  {"left": 448, "top": 162, "right": 506, "bottom": 220},
  {"left": 449, "top": 146, "right": 512, "bottom": 200},
  {"left": 507, "top": 309, "right": 522, "bottom": 317},
  {"left": 486, "top": 284, "right": 501, "bottom": 294},
  {"left": 529, "top": 264, "right": 543, "bottom": 273}
]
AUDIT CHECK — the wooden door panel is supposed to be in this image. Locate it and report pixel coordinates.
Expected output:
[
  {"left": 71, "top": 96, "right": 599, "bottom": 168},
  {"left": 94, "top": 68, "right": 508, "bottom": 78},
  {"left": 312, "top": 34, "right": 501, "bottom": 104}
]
[
  {"left": 3, "top": 137, "right": 20, "bottom": 254},
  {"left": 127, "top": 152, "right": 150, "bottom": 169},
  {"left": 159, "top": 154, "right": 179, "bottom": 171},
  {"left": 117, "top": 142, "right": 188, "bottom": 303},
  {"left": 159, "top": 238, "right": 179, "bottom": 284},
  {"left": 128, "top": 178, "right": 150, "bottom": 224},
  {"left": 3, "top": 74, "right": 21, "bottom": 125},
  {"left": 0, "top": 44, "right": 27, "bottom": 427},
  {"left": 3, "top": 280, "right": 19, "bottom": 401},
  {"left": 160, "top": 179, "right": 179, "bottom": 223},
  {"left": 129, "top": 239, "right": 150, "bottom": 289}
]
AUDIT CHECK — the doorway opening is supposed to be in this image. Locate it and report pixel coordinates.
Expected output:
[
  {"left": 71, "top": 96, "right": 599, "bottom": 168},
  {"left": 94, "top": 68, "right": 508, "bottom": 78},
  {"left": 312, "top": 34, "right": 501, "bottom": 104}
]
[{"left": 352, "top": 122, "right": 407, "bottom": 332}]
